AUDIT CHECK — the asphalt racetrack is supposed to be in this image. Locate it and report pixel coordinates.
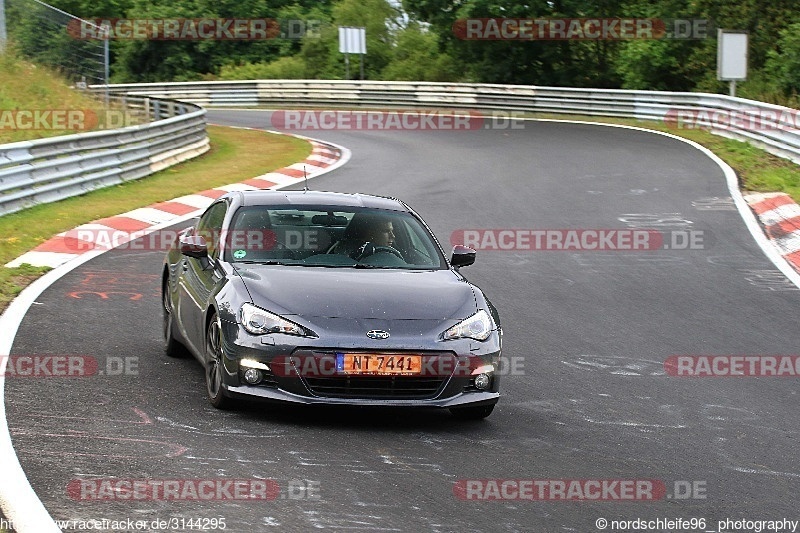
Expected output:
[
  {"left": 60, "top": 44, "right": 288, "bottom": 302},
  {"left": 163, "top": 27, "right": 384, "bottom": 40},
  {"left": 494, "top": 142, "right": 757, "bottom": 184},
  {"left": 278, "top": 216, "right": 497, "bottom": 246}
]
[{"left": 5, "top": 111, "right": 800, "bottom": 532}]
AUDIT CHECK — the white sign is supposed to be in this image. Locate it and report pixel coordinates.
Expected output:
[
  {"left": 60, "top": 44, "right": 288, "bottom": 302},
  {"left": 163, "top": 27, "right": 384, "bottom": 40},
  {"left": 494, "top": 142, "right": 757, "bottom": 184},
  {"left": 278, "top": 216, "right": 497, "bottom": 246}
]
[
  {"left": 717, "top": 30, "right": 748, "bottom": 81},
  {"left": 339, "top": 27, "right": 366, "bottom": 55}
]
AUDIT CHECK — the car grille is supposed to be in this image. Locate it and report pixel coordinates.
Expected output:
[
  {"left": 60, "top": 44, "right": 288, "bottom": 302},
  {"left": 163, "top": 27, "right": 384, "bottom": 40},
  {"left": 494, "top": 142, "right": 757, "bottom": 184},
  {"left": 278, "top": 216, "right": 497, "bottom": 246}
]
[
  {"left": 259, "top": 369, "right": 279, "bottom": 388},
  {"left": 303, "top": 375, "right": 447, "bottom": 399}
]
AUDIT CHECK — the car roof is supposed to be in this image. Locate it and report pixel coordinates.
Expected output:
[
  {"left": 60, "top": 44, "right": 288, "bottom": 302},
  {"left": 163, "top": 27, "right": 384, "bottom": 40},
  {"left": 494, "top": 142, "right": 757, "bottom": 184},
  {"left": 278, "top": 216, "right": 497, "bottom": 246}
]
[{"left": 230, "top": 190, "right": 408, "bottom": 211}]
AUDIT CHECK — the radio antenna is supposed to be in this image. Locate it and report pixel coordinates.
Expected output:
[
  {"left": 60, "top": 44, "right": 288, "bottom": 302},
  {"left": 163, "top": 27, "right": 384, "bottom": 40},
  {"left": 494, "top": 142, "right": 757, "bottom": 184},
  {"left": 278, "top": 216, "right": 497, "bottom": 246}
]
[{"left": 303, "top": 165, "right": 309, "bottom": 192}]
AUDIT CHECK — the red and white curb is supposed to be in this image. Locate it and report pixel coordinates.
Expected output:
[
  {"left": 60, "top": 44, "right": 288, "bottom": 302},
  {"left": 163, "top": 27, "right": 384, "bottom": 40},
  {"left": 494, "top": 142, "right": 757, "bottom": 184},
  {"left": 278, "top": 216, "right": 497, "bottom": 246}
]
[
  {"left": 0, "top": 130, "right": 349, "bottom": 533},
  {"left": 744, "top": 192, "right": 800, "bottom": 273},
  {"left": 6, "top": 130, "right": 349, "bottom": 268}
]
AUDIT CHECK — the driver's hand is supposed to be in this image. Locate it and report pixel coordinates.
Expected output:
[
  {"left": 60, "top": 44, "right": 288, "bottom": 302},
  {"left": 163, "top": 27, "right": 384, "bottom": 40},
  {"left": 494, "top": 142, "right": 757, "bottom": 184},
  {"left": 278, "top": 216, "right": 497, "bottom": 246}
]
[{"left": 352, "top": 241, "right": 375, "bottom": 260}]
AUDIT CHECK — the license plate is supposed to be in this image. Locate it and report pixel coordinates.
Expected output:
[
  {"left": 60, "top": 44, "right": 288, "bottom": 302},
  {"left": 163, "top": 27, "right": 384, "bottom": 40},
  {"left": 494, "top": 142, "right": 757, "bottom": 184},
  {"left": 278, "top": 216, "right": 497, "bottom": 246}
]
[{"left": 336, "top": 353, "right": 422, "bottom": 375}]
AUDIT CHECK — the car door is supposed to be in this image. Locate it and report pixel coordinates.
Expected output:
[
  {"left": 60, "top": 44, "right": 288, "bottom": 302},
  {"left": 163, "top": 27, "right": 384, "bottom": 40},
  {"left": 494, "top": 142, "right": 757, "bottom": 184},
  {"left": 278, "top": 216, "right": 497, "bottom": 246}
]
[{"left": 177, "top": 200, "right": 228, "bottom": 354}]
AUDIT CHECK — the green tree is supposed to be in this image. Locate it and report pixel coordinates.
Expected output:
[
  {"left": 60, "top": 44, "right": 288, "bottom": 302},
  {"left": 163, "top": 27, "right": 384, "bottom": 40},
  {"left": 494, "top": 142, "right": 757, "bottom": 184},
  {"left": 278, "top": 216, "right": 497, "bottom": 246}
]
[
  {"left": 764, "top": 22, "right": 800, "bottom": 97},
  {"left": 330, "top": 0, "right": 396, "bottom": 79},
  {"left": 381, "top": 22, "right": 459, "bottom": 81},
  {"left": 110, "top": 0, "right": 333, "bottom": 82},
  {"left": 10, "top": 0, "right": 800, "bottom": 95},
  {"left": 403, "top": 0, "right": 627, "bottom": 86}
]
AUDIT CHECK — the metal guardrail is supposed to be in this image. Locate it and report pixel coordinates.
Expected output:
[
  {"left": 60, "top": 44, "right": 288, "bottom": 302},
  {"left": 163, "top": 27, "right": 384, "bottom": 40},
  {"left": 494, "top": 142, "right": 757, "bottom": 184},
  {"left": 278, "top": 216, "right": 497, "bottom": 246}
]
[
  {"left": 0, "top": 95, "right": 208, "bottom": 217},
  {"left": 98, "top": 80, "right": 800, "bottom": 166}
]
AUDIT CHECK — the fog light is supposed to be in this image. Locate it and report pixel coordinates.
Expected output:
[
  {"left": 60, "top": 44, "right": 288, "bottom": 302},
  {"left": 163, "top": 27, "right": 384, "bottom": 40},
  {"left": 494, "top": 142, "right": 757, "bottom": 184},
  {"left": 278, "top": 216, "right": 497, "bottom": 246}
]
[
  {"left": 474, "top": 373, "right": 491, "bottom": 390},
  {"left": 243, "top": 368, "right": 263, "bottom": 385}
]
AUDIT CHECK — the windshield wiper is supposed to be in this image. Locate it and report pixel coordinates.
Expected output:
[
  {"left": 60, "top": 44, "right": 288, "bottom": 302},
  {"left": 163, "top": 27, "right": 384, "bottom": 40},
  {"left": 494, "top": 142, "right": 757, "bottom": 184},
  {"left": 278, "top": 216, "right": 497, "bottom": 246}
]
[
  {"left": 353, "top": 263, "right": 395, "bottom": 269},
  {"left": 233, "top": 260, "right": 288, "bottom": 265}
]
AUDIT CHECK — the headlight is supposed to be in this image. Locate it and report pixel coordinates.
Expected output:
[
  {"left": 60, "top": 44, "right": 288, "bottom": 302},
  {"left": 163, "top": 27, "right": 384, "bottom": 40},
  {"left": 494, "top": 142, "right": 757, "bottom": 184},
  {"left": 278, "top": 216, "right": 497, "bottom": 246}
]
[
  {"left": 440, "top": 310, "right": 493, "bottom": 341},
  {"left": 240, "top": 303, "right": 313, "bottom": 337}
]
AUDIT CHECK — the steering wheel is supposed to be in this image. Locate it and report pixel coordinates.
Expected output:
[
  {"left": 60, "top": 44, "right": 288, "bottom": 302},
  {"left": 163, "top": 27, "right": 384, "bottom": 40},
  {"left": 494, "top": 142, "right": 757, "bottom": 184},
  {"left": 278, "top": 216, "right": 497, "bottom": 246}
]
[
  {"left": 356, "top": 242, "right": 404, "bottom": 261},
  {"left": 272, "top": 240, "right": 302, "bottom": 259}
]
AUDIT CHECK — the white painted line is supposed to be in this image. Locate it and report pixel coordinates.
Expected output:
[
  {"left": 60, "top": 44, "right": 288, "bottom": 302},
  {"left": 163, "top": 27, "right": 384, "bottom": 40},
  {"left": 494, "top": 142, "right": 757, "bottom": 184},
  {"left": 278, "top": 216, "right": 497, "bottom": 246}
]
[
  {"left": 68, "top": 223, "right": 118, "bottom": 234},
  {"left": 0, "top": 129, "right": 349, "bottom": 532},
  {"left": 170, "top": 195, "right": 215, "bottom": 209},
  {"left": 306, "top": 154, "right": 338, "bottom": 164},
  {"left": 531, "top": 117, "right": 800, "bottom": 289},
  {"left": 251, "top": 172, "right": 301, "bottom": 187},
  {"left": 6, "top": 251, "right": 79, "bottom": 269},
  {"left": 214, "top": 183, "right": 260, "bottom": 192},
  {"left": 307, "top": 168, "right": 330, "bottom": 178},
  {"left": 263, "top": 129, "right": 351, "bottom": 176},
  {"left": 0, "top": 250, "right": 105, "bottom": 533},
  {"left": 120, "top": 207, "right": 182, "bottom": 225},
  {"left": 285, "top": 162, "right": 315, "bottom": 172},
  {"left": 299, "top": 135, "right": 350, "bottom": 175}
]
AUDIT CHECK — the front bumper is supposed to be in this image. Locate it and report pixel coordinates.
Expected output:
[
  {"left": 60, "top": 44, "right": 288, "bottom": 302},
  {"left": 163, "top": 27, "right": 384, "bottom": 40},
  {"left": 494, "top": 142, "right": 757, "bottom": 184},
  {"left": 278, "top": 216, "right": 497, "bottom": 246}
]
[
  {"left": 219, "top": 319, "right": 502, "bottom": 409},
  {"left": 226, "top": 385, "right": 499, "bottom": 408}
]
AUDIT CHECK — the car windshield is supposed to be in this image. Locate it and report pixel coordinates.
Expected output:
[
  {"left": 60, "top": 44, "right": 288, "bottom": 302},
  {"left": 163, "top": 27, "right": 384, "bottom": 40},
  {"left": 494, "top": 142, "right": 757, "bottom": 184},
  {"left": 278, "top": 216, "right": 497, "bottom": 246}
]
[{"left": 223, "top": 205, "right": 447, "bottom": 270}]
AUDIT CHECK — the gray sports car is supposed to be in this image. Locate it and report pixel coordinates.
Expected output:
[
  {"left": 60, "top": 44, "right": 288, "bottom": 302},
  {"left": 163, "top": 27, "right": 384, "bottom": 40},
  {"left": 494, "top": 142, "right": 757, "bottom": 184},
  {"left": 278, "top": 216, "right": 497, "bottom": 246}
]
[{"left": 162, "top": 190, "right": 502, "bottom": 419}]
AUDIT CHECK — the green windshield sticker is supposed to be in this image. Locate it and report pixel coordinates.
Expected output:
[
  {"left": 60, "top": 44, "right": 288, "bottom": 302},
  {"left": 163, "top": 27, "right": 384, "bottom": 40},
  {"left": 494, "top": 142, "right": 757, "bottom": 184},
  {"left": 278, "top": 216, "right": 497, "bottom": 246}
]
[{"left": 233, "top": 250, "right": 247, "bottom": 259}]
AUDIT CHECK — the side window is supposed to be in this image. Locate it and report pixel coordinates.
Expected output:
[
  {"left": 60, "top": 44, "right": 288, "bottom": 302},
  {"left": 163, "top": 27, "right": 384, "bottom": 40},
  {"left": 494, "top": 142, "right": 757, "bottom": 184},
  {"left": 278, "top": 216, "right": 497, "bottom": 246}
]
[{"left": 195, "top": 202, "right": 227, "bottom": 259}]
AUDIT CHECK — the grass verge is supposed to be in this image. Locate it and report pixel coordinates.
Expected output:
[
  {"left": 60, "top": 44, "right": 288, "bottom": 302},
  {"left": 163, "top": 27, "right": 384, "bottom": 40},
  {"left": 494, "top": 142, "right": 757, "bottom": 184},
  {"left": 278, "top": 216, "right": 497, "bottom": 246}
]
[
  {"left": 0, "top": 125, "right": 311, "bottom": 313},
  {"left": 0, "top": 49, "right": 129, "bottom": 144}
]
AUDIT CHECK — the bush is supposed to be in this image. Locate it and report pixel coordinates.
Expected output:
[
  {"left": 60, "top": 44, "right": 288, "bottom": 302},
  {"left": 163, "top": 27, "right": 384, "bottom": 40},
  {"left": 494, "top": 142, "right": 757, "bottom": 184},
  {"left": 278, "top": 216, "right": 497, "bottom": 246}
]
[
  {"left": 765, "top": 23, "right": 800, "bottom": 99},
  {"left": 219, "top": 56, "right": 308, "bottom": 80}
]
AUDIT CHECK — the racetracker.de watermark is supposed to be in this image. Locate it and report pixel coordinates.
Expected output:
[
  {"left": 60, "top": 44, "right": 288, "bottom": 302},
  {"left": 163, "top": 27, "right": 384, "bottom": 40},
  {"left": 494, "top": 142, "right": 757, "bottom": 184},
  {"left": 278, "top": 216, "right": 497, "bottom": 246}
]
[
  {"left": 269, "top": 110, "right": 526, "bottom": 131},
  {"left": 58, "top": 228, "right": 331, "bottom": 254},
  {"left": 67, "top": 478, "right": 320, "bottom": 501},
  {"left": 450, "top": 229, "right": 708, "bottom": 251},
  {"left": 453, "top": 18, "right": 711, "bottom": 40},
  {"left": 665, "top": 107, "right": 800, "bottom": 132},
  {"left": 0, "top": 355, "right": 139, "bottom": 377},
  {"left": 266, "top": 355, "right": 523, "bottom": 378},
  {"left": 60, "top": 228, "right": 280, "bottom": 253},
  {"left": 0, "top": 109, "right": 139, "bottom": 131},
  {"left": 453, "top": 479, "right": 706, "bottom": 501},
  {"left": 665, "top": 355, "right": 800, "bottom": 377},
  {"left": 67, "top": 18, "right": 321, "bottom": 40}
]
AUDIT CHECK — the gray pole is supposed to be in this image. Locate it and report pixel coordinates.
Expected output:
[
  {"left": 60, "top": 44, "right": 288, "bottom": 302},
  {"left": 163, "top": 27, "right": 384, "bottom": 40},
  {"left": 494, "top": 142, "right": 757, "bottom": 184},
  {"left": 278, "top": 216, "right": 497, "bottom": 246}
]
[
  {"left": 730, "top": 80, "right": 736, "bottom": 97},
  {"left": 0, "top": 0, "right": 7, "bottom": 53},
  {"left": 344, "top": 52, "right": 350, "bottom": 80},
  {"left": 103, "top": 24, "right": 110, "bottom": 106}
]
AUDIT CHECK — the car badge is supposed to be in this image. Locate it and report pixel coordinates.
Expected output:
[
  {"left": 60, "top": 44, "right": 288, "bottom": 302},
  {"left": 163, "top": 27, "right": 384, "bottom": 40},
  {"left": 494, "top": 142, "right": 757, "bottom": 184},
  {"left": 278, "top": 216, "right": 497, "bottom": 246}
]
[{"left": 366, "top": 330, "right": 390, "bottom": 340}]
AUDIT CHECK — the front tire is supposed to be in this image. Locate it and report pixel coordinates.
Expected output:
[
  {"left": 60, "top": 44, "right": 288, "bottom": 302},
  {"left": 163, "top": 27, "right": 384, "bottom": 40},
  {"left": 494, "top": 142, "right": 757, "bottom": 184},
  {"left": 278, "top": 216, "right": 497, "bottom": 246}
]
[
  {"left": 205, "top": 313, "right": 236, "bottom": 409},
  {"left": 449, "top": 404, "right": 495, "bottom": 420}
]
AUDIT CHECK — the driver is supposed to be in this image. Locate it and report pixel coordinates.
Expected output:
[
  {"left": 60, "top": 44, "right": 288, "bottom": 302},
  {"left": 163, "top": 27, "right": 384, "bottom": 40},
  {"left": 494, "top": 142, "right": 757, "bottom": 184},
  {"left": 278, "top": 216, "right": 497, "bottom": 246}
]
[
  {"left": 369, "top": 220, "right": 395, "bottom": 248},
  {"left": 330, "top": 213, "right": 399, "bottom": 259}
]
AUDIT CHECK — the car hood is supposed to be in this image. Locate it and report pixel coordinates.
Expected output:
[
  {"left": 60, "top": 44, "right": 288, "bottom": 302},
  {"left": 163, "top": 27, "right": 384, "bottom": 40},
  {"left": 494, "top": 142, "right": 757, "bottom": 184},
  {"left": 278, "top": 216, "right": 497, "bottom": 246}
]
[{"left": 234, "top": 265, "right": 477, "bottom": 320}]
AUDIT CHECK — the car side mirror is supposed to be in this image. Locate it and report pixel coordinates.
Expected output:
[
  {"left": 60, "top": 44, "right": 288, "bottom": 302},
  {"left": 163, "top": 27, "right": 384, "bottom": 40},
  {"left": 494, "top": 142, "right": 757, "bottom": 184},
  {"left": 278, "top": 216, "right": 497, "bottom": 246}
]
[
  {"left": 450, "top": 245, "right": 476, "bottom": 268},
  {"left": 180, "top": 235, "right": 209, "bottom": 259}
]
